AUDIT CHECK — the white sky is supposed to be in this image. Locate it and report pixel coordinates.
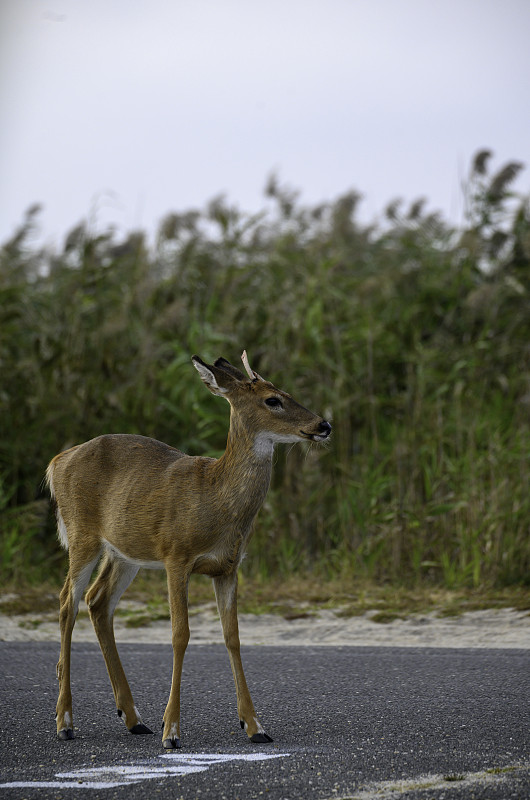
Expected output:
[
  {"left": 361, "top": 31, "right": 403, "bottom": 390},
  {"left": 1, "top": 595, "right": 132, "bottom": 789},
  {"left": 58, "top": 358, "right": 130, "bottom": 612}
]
[{"left": 1, "top": 0, "right": 529, "bottom": 247}]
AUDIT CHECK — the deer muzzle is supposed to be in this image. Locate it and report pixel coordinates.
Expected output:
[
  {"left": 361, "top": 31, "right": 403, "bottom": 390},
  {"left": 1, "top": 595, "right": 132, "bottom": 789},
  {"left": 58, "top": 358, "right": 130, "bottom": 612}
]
[{"left": 301, "top": 420, "right": 332, "bottom": 441}]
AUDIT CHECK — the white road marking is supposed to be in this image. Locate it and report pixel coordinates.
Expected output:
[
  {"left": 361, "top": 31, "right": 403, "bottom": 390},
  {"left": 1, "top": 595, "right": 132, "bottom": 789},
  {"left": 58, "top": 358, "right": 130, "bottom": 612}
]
[{"left": 0, "top": 752, "right": 289, "bottom": 790}]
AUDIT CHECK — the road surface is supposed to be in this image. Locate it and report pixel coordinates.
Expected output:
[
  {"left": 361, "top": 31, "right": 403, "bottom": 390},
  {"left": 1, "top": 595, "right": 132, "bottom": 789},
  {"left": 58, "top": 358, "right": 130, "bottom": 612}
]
[{"left": 0, "top": 643, "right": 528, "bottom": 798}]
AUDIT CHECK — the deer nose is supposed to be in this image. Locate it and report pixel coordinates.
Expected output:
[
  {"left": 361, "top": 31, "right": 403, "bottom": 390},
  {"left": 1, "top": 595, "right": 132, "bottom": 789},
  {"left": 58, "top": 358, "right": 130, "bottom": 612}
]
[{"left": 319, "top": 420, "right": 332, "bottom": 436}]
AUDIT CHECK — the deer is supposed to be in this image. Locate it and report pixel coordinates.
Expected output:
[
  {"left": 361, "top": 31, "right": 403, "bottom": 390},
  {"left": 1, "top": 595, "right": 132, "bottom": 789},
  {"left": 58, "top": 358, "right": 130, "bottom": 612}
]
[{"left": 46, "top": 351, "right": 331, "bottom": 749}]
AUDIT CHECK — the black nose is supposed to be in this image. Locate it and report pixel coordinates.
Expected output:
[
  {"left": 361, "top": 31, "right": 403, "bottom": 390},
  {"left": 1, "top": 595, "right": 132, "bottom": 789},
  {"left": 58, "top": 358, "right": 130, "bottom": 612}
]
[{"left": 319, "top": 420, "right": 332, "bottom": 436}]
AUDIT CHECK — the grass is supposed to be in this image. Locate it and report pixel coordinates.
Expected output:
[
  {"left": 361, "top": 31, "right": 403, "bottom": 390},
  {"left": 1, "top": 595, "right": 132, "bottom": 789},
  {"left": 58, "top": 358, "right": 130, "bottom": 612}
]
[
  {"left": 339, "top": 761, "right": 528, "bottom": 799},
  {"left": 1, "top": 153, "right": 529, "bottom": 594},
  {"left": 485, "top": 766, "right": 518, "bottom": 775},
  {"left": 0, "top": 585, "right": 59, "bottom": 615},
  {"left": 1, "top": 572, "right": 528, "bottom": 624}
]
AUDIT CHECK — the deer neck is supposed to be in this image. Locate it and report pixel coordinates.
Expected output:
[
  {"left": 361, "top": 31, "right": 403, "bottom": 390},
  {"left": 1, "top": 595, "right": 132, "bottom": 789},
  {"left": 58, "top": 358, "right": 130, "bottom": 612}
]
[{"left": 212, "top": 415, "right": 273, "bottom": 519}]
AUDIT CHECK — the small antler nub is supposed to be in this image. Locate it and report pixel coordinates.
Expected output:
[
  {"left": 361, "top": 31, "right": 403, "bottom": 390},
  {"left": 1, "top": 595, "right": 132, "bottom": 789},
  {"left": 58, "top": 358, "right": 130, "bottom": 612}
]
[{"left": 241, "top": 350, "right": 263, "bottom": 381}]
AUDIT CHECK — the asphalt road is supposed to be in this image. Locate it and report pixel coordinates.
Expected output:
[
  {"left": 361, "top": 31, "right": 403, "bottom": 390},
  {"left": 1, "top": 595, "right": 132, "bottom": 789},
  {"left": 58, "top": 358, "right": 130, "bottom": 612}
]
[{"left": 0, "top": 642, "right": 528, "bottom": 799}]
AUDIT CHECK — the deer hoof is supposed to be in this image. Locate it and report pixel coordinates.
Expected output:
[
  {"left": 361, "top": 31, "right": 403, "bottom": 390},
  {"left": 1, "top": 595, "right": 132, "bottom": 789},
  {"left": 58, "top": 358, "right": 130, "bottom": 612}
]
[
  {"left": 57, "top": 728, "right": 74, "bottom": 740},
  {"left": 130, "top": 723, "right": 154, "bottom": 735},
  {"left": 250, "top": 732, "right": 274, "bottom": 744},
  {"left": 162, "top": 736, "right": 181, "bottom": 749}
]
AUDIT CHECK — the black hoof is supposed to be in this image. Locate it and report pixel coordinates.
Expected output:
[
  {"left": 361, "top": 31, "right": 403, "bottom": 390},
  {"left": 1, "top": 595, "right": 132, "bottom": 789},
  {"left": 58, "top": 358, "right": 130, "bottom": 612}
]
[
  {"left": 58, "top": 728, "right": 74, "bottom": 740},
  {"left": 162, "top": 737, "right": 181, "bottom": 749},
  {"left": 250, "top": 732, "right": 274, "bottom": 744},
  {"left": 130, "top": 723, "right": 154, "bottom": 735}
]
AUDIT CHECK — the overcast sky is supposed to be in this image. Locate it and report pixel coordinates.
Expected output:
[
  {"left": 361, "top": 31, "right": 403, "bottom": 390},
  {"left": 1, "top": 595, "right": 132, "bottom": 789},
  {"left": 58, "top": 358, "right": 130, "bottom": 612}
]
[{"left": 1, "top": 0, "right": 529, "bottom": 248}]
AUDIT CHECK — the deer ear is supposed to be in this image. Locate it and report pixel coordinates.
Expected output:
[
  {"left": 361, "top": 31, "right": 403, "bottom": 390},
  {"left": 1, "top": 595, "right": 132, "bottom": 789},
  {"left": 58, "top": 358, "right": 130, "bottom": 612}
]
[
  {"left": 214, "top": 357, "right": 247, "bottom": 382},
  {"left": 192, "top": 356, "right": 234, "bottom": 397}
]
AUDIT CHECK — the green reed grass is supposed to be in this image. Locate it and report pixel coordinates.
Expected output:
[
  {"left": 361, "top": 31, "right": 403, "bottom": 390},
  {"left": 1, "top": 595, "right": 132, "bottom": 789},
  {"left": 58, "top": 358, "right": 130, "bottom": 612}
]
[{"left": 1, "top": 153, "right": 529, "bottom": 590}]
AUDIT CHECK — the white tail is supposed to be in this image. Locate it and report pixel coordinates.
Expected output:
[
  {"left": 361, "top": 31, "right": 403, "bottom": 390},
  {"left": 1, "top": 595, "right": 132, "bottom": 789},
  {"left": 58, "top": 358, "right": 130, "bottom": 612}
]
[{"left": 47, "top": 351, "right": 331, "bottom": 748}]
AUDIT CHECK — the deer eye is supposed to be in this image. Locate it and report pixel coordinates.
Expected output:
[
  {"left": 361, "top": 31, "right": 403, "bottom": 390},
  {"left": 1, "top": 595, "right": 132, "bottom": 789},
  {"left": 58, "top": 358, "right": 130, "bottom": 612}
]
[{"left": 265, "top": 397, "right": 283, "bottom": 409}]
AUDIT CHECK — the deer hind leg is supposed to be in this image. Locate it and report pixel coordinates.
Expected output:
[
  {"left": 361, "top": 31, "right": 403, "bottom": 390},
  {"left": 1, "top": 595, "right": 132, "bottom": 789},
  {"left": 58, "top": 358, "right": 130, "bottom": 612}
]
[
  {"left": 85, "top": 550, "right": 152, "bottom": 736},
  {"left": 214, "top": 572, "right": 273, "bottom": 743},
  {"left": 56, "top": 545, "right": 102, "bottom": 740}
]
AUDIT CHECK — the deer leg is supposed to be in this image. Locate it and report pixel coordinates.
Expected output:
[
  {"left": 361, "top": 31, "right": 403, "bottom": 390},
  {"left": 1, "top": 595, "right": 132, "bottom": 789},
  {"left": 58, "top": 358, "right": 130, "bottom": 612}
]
[
  {"left": 162, "top": 569, "right": 190, "bottom": 749},
  {"left": 85, "top": 552, "right": 152, "bottom": 735},
  {"left": 214, "top": 572, "right": 273, "bottom": 743},
  {"left": 56, "top": 550, "right": 101, "bottom": 739}
]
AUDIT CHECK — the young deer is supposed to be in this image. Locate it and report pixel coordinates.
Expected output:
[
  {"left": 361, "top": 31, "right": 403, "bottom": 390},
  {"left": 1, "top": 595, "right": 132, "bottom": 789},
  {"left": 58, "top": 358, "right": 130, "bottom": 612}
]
[{"left": 46, "top": 351, "right": 331, "bottom": 749}]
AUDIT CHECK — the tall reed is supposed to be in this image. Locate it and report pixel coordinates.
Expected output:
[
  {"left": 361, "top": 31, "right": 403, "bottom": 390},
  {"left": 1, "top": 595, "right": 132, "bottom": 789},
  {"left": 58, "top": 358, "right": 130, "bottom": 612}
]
[{"left": 1, "top": 154, "right": 528, "bottom": 587}]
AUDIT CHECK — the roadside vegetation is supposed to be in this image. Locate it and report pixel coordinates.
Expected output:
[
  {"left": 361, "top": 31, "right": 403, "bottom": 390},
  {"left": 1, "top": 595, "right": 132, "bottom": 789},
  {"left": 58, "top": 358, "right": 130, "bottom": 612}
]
[{"left": 1, "top": 150, "right": 529, "bottom": 606}]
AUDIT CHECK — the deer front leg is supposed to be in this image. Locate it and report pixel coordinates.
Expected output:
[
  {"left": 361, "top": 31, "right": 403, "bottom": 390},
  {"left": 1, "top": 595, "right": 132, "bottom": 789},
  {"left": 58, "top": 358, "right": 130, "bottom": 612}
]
[
  {"left": 214, "top": 572, "right": 273, "bottom": 743},
  {"left": 162, "top": 569, "right": 190, "bottom": 749}
]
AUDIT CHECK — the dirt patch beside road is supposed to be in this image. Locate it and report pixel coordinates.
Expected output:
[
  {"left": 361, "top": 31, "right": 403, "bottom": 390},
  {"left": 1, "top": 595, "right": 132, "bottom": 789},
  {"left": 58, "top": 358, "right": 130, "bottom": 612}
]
[{"left": 1, "top": 601, "right": 528, "bottom": 648}]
